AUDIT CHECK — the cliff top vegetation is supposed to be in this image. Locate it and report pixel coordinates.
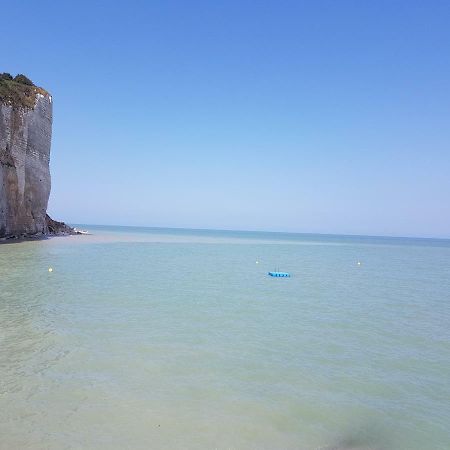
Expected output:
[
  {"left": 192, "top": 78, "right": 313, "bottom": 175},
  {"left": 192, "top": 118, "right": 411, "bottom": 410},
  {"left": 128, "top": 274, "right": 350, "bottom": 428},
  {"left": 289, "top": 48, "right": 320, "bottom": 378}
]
[{"left": 0, "top": 73, "right": 49, "bottom": 109}]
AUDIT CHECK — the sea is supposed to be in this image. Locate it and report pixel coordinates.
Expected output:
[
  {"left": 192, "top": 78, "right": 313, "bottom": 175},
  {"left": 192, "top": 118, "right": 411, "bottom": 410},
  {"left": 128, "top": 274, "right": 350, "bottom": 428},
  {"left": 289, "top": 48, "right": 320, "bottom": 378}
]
[{"left": 1, "top": 225, "right": 449, "bottom": 450}]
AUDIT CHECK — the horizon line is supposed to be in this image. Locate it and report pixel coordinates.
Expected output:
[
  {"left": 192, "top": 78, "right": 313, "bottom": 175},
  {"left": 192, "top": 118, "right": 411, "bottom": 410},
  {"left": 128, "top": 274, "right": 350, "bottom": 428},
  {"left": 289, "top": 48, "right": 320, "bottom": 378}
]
[{"left": 68, "top": 222, "right": 450, "bottom": 242}]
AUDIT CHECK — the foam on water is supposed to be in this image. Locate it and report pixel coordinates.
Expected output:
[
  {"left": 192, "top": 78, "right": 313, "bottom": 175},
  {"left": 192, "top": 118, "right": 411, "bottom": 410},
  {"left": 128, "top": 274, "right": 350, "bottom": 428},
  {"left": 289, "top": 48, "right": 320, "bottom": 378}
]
[{"left": 1, "top": 226, "right": 449, "bottom": 449}]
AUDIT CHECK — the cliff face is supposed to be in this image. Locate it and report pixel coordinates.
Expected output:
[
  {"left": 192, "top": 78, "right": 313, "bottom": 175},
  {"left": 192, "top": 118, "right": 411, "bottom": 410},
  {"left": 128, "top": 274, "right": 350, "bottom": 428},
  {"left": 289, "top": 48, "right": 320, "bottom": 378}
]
[{"left": 0, "top": 91, "right": 53, "bottom": 238}]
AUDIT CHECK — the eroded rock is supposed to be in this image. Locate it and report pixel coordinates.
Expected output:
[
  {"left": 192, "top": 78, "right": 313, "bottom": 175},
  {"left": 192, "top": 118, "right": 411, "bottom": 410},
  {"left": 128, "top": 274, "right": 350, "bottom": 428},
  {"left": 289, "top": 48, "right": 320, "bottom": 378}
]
[{"left": 0, "top": 77, "right": 73, "bottom": 239}]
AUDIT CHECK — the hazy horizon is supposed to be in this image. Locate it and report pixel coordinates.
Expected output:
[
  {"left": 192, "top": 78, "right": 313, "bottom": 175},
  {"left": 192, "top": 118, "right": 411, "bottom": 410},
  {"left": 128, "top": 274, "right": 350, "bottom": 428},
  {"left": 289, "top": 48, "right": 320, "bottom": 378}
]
[
  {"left": 5, "top": 0, "right": 450, "bottom": 238},
  {"left": 70, "top": 222, "right": 450, "bottom": 241}
]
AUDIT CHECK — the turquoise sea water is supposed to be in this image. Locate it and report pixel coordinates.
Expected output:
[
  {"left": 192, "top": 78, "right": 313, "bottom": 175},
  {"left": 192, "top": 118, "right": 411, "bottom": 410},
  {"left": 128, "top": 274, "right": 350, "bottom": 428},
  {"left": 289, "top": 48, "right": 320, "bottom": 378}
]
[{"left": 1, "top": 226, "right": 449, "bottom": 449}]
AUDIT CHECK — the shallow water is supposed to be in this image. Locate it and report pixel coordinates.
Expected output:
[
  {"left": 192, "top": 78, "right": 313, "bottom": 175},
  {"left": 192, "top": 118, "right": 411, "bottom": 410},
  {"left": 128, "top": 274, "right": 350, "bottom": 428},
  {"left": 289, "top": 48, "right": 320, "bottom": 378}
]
[{"left": 1, "top": 226, "right": 449, "bottom": 449}]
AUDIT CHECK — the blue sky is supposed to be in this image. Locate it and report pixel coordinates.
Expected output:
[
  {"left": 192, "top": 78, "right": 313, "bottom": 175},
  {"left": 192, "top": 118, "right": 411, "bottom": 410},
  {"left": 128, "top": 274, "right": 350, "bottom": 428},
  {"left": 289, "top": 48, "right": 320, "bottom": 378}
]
[{"left": 4, "top": 0, "right": 450, "bottom": 237}]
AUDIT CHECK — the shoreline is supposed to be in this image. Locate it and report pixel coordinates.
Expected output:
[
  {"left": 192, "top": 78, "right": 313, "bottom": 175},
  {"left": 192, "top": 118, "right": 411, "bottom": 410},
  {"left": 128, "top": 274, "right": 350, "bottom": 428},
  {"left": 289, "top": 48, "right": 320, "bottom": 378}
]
[
  {"left": 0, "top": 231, "right": 81, "bottom": 245},
  {"left": 0, "top": 216, "right": 86, "bottom": 244}
]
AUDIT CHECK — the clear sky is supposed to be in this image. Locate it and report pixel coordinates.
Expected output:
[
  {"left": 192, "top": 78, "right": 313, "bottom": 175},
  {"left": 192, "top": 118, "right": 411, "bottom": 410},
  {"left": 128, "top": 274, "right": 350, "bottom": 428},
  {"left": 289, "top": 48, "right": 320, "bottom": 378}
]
[{"left": 4, "top": 0, "right": 450, "bottom": 237}]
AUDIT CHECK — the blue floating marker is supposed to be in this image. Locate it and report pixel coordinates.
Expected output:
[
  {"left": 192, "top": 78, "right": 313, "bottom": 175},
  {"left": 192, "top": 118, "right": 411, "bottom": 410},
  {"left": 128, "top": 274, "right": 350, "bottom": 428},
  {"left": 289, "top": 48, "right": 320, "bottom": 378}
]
[{"left": 268, "top": 271, "right": 290, "bottom": 277}]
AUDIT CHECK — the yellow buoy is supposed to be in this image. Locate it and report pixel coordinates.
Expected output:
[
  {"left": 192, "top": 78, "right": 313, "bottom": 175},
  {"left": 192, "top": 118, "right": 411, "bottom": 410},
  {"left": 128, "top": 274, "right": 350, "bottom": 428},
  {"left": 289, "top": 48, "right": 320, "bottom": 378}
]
[{"left": 48, "top": 267, "right": 53, "bottom": 272}]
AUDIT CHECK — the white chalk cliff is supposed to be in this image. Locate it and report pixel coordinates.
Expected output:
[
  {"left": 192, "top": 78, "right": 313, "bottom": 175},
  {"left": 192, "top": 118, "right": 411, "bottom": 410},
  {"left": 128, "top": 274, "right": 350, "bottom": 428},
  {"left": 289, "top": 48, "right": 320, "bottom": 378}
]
[{"left": 0, "top": 76, "right": 72, "bottom": 238}]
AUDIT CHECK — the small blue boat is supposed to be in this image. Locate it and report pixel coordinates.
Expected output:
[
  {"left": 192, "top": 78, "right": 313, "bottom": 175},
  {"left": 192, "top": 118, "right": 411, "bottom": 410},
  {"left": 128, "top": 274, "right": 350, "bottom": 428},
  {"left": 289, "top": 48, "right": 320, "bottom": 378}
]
[{"left": 268, "top": 271, "right": 290, "bottom": 277}]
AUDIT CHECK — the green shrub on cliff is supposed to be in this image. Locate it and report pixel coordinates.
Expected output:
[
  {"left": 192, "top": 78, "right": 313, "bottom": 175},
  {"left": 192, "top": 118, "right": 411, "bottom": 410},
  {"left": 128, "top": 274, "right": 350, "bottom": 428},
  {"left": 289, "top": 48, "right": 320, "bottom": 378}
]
[
  {"left": 0, "top": 73, "right": 13, "bottom": 81},
  {"left": 13, "top": 74, "right": 34, "bottom": 86},
  {"left": 0, "top": 73, "right": 47, "bottom": 109}
]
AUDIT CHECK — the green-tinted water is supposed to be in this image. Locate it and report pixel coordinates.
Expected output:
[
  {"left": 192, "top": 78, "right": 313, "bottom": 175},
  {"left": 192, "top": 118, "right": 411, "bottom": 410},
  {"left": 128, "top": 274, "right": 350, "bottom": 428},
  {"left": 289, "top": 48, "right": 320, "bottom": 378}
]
[{"left": 1, "top": 226, "right": 449, "bottom": 449}]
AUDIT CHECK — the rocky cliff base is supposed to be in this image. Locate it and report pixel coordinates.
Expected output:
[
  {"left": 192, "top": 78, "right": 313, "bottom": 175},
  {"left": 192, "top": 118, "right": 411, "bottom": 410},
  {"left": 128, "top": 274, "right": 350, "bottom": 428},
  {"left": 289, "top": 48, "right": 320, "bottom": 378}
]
[
  {"left": 0, "top": 214, "right": 78, "bottom": 242},
  {"left": 45, "top": 214, "right": 77, "bottom": 236}
]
